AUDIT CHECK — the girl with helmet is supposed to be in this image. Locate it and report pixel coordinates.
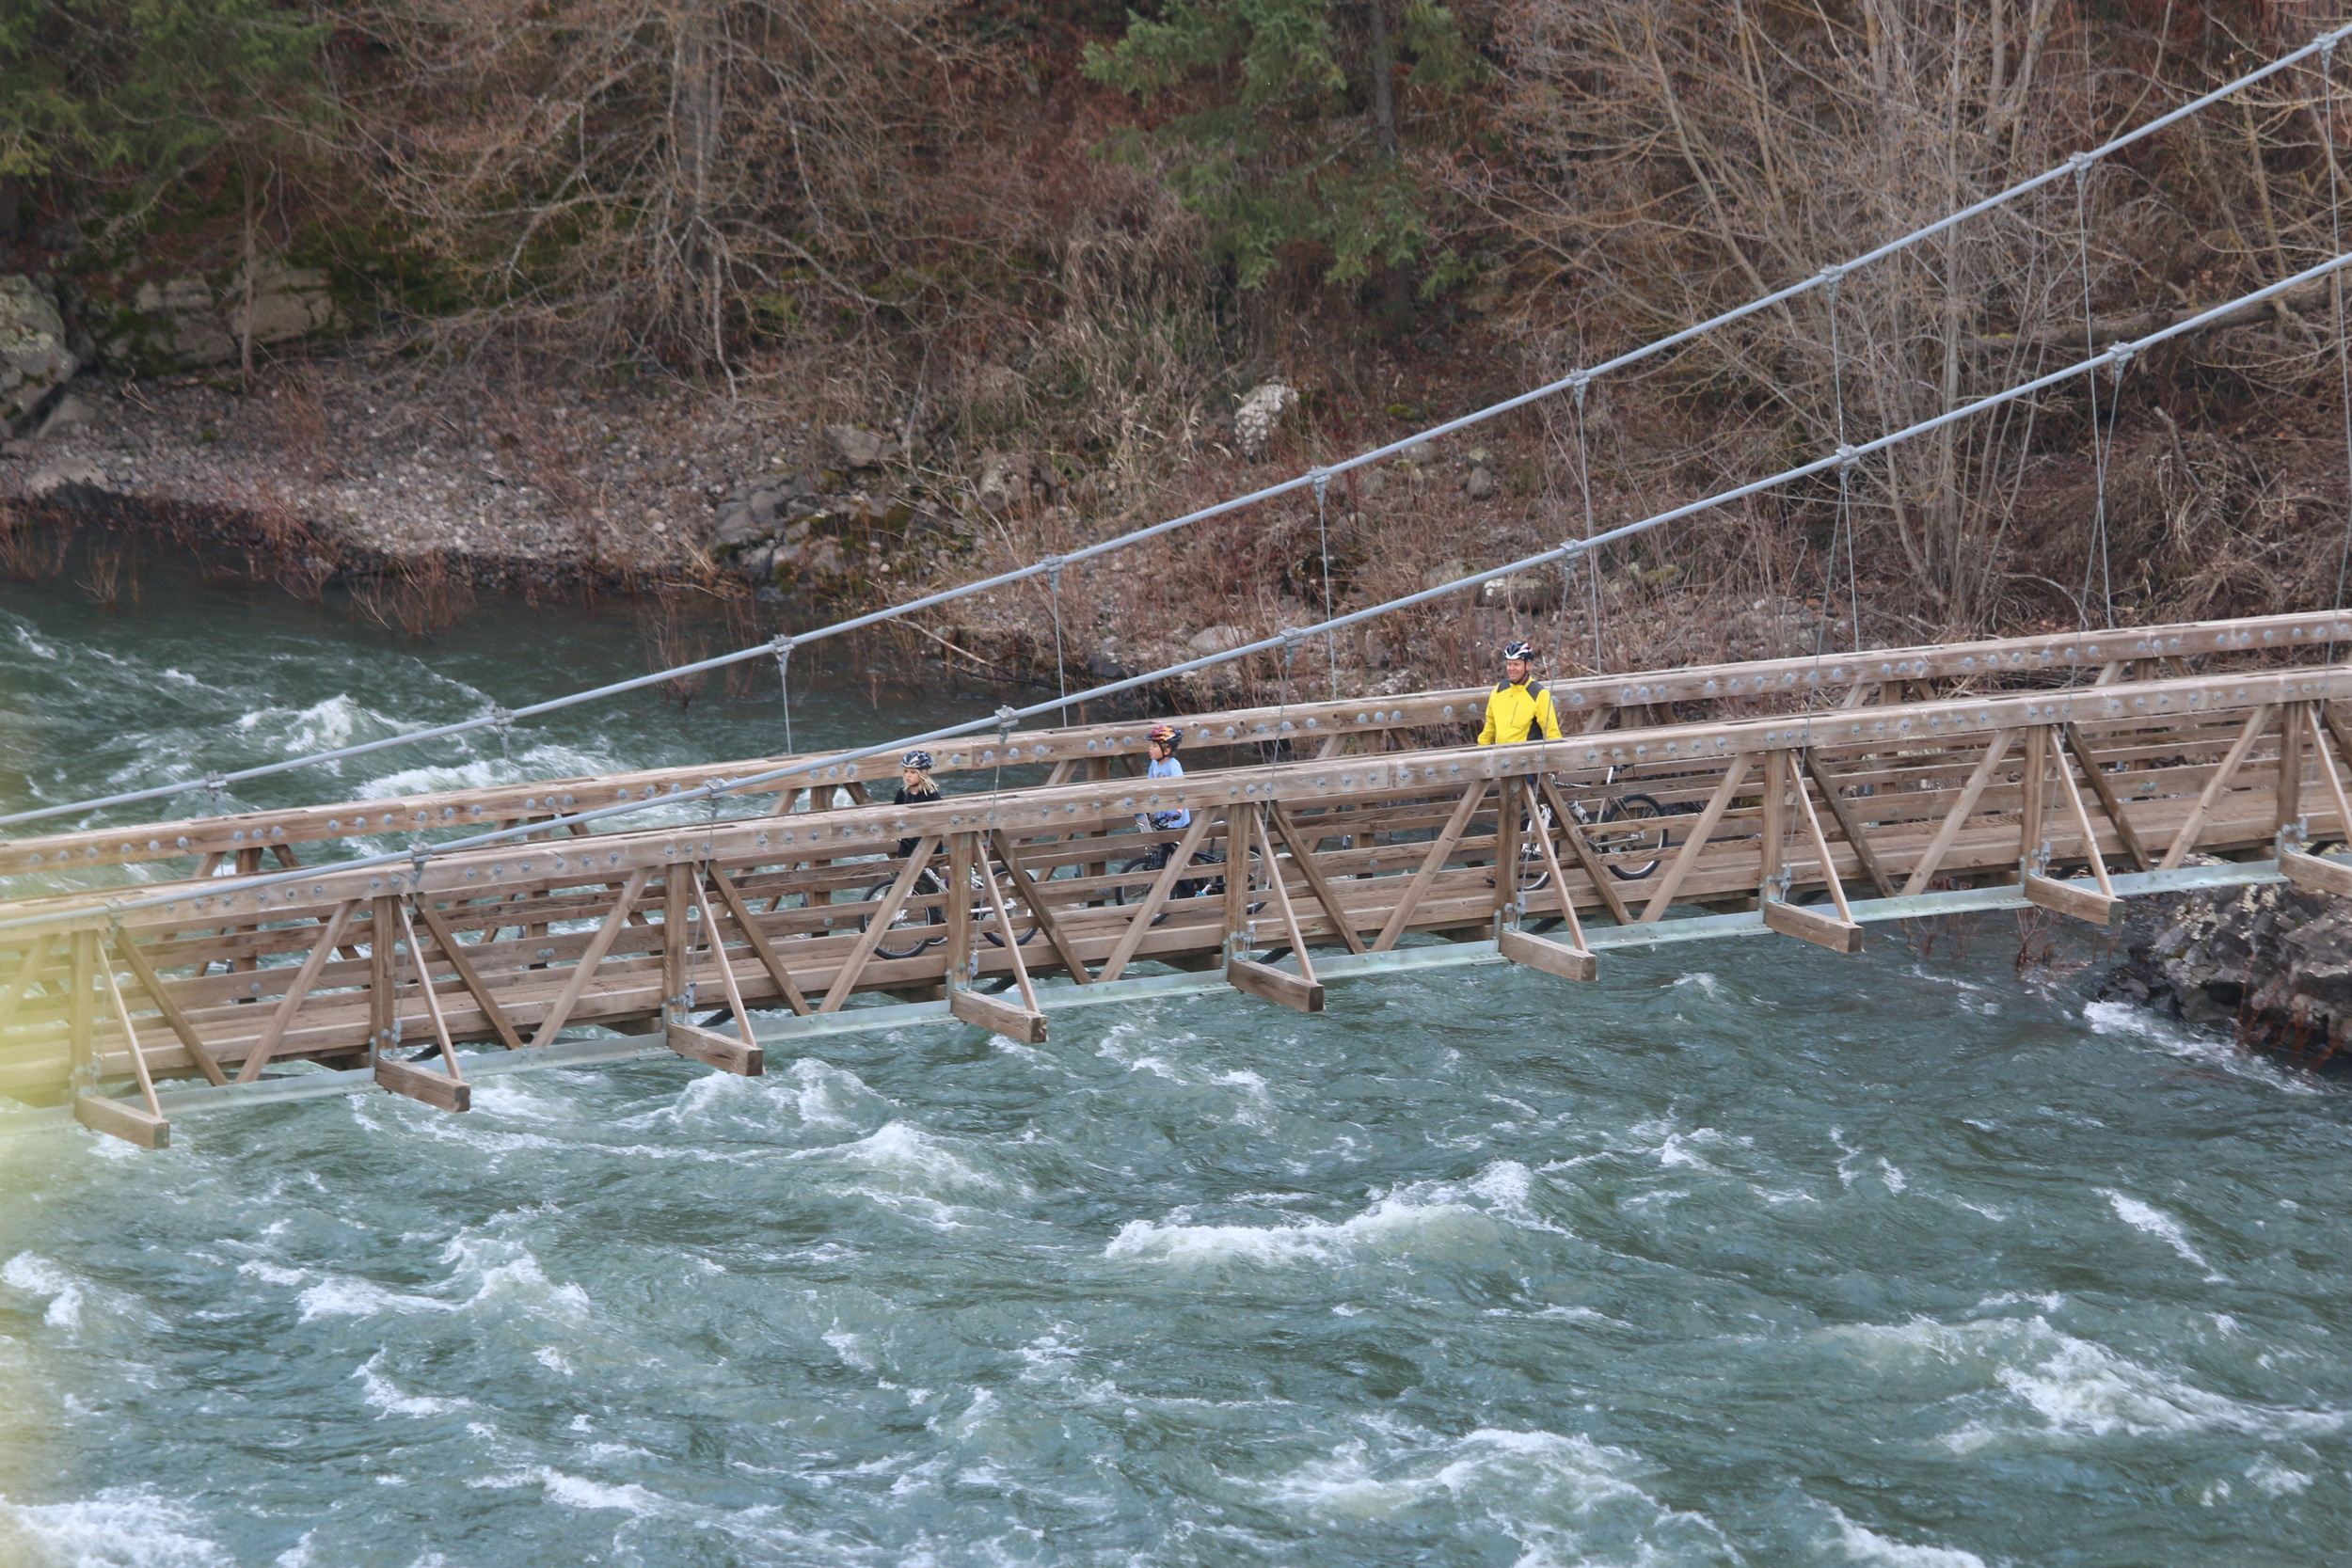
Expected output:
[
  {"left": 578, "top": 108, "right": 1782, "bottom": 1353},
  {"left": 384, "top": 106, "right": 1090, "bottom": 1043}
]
[
  {"left": 894, "top": 750, "right": 939, "bottom": 858},
  {"left": 1136, "top": 724, "right": 1190, "bottom": 862}
]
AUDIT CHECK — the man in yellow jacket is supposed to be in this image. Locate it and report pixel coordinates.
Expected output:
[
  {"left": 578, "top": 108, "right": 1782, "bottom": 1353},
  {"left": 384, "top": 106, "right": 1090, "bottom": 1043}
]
[{"left": 1478, "top": 641, "right": 1563, "bottom": 745}]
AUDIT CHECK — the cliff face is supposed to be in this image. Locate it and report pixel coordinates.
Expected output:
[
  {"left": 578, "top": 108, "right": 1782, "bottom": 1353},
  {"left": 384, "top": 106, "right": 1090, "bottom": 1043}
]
[{"left": 2104, "top": 884, "right": 2352, "bottom": 1069}]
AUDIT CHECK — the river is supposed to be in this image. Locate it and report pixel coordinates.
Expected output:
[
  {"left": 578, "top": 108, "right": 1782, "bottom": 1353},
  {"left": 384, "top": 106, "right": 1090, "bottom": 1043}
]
[{"left": 1, "top": 555, "right": 2348, "bottom": 1566}]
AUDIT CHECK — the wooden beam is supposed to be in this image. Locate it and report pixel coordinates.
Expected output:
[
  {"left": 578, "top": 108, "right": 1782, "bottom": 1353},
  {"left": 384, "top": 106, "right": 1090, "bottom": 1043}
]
[
  {"left": 1536, "top": 777, "right": 1635, "bottom": 927},
  {"left": 2278, "top": 697, "right": 2308, "bottom": 832},
  {"left": 818, "top": 834, "right": 940, "bottom": 1011},
  {"left": 2023, "top": 873, "right": 2122, "bottom": 927},
  {"left": 1800, "top": 751, "right": 1897, "bottom": 899},
  {"left": 689, "top": 870, "right": 755, "bottom": 1040},
  {"left": 1498, "top": 926, "right": 1597, "bottom": 981},
  {"left": 236, "top": 900, "right": 357, "bottom": 1083},
  {"left": 971, "top": 849, "right": 1043, "bottom": 1013},
  {"left": 527, "top": 867, "right": 652, "bottom": 1045},
  {"left": 946, "top": 832, "right": 975, "bottom": 990},
  {"left": 96, "top": 958, "right": 164, "bottom": 1119},
  {"left": 704, "top": 866, "right": 813, "bottom": 1015},
  {"left": 948, "top": 986, "right": 1048, "bottom": 1043},
  {"left": 410, "top": 896, "right": 527, "bottom": 1048},
  {"left": 2280, "top": 848, "right": 2352, "bottom": 896},
  {"left": 1516, "top": 777, "right": 1591, "bottom": 953},
  {"left": 988, "top": 830, "right": 1093, "bottom": 984},
  {"left": 1761, "top": 897, "right": 1865, "bottom": 952},
  {"left": 1372, "top": 782, "right": 1489, "bottom": 949},
  {"left": 1228, "top": 957, "right": 1325, "bottom": 1012},
  {"left": 2305, "top": 705, "right": 2352, "bottom": 846},
  {"left": 373, "top": 1055, "right": 472, "bottom": 1112},
  {"left": 1267, "top": 802, "right": 1367, "bottom": 956},
  {"left": 1899, "top": 731, "right": 2019, "bottom": 895},
  {"left": 1639, "top": 755, "right": 1757, "bottom": 921},
  {"left": 667, "top": 1020, "right": 766, "bottom": 1075},
  {"left": 1251, "top": 810, "right": 1319, "bottom": 984},
  {"left": 2047, "top": 733, "right": 2117, "bottom": 898},
  {"left": 74, "top": 1093, "right": 169, "bottom": 1148},
  {"left": 2019, "top": 724, "right": 2049, "bottom": 864},
  {"left": 395, "top": 900, "right": 465, "bottom": 1086},
  {"left": 108, "top": 927, "right": 225, "bottom": 1086},
  {"left": 1097, "top": 814, "right": 1217, "bottom": 984},
  {"left": 0, "top": 936, "right": 59, "bottom": 1038},
  {"left": 1759, "top": 749, "right": 1789, "bottom": 891},
  {"left": 2061, "top": 723, "right": 2153, "bottom": 872},
  {"left": 1790, "top": 764, "right": 1855, "bottom": 923},
  {"left": 2159, "top": 705, "right": 2274, "bottom": 869}
]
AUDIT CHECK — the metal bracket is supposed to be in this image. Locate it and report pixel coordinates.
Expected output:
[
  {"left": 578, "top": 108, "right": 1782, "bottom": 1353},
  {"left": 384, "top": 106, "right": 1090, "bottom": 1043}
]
[
  {"left": 2278, "top": 819, "right": 2312, "bottom": 857},
  {"left": 993, "top": 705, "right": 1019, "bottom": 741},
  {"left": 2108, "top": 340, "right": 2137, "bottom": 382},
  {"left": 408, "top": 842, "right": 432, "bottom": 886},
  {"left": 203, "top": 771, "right": 227, "bottom": 810},
  {"left": 1835, "top": 444, "right": 1861, "bottom": 472},
  {"left": 1760, "top": 866, "right": 1793, "bottom": 905}
]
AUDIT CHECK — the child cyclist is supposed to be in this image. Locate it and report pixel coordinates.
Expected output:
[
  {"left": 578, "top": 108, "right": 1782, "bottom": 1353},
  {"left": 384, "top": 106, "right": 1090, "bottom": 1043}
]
[
  {"left": 894, "top": 750, "right": 942, "bottom": 859},
  {"left": 1131, "top": 723, "right": 1223, "bottom": 897}
]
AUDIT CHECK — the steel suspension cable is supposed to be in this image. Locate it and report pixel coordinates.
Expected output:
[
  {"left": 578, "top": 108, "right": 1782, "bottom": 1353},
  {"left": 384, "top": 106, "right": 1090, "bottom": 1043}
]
[
  {"left": 2074, "top": 157, "right": 2117, "bottom": 630},
  {"left": 2327, "top": 37, "right": 2352, "bottom": 612},
  {"left": 20, "top": 252, "right": 2347, "bottom": 937},
  {"left": 12, "top": 24, "right": 2347, "bottom": 836}
]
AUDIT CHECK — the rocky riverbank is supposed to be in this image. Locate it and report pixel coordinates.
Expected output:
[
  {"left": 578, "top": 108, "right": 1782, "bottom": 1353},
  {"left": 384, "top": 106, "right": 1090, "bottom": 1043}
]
[{"left": 2102, "top": 881, "right": 2352, "bottom": 1070}]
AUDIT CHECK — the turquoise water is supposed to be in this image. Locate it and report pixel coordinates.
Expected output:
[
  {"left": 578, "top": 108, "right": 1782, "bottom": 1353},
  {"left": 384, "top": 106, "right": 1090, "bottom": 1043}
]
[{"left": 2, "top": 561, "right": 2349, "bottom": 1566}]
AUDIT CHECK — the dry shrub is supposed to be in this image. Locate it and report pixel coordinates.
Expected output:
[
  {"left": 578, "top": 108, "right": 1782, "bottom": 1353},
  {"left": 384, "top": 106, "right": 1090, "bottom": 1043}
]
[
  {"left": 354, "top": 551, "right": 474, "bottom": 639},
  {"left": 640, "top": 605, "right": 712, "bottom": 708}
]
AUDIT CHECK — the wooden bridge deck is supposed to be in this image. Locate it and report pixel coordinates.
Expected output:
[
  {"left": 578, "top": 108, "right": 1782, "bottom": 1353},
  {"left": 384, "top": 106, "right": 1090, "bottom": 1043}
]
[{"left": 10, "top": 610, "right": 2352, "bottom": 1146}]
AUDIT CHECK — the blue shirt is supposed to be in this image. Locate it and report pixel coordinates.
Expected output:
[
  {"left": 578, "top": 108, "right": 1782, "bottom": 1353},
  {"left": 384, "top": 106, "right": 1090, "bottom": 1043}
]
[{"left": 1145, "top": 756, "right": 1190, "bottom": 831}]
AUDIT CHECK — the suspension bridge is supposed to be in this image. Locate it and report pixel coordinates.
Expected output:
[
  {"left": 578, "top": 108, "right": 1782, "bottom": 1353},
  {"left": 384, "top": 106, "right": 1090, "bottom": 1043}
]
[
  {"left": 12, "top": 24, "right": 2352, "bottom": 1146},
  {"left": 6, "top": 609, "right": 2352, "bottom": 1147}
]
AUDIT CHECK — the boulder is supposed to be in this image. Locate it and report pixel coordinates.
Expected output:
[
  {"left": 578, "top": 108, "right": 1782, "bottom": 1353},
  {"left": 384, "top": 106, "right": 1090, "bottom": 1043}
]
[
  {"left": 1480, "top": 572, "right": 1560, "bottom": 611},
  {"left": 1186, "top": 625, "right": 1251, "bottom": 656},
  {"left": 36, "top": 392, "right": 95, "bottom": 439},
  {"left": 1422, "top": 560, "right": 1470, "bottom": 593},
  {"left": 97, "top": 260, "right": 341, "bottom": 372},
  {"left": 977, "top": 451, "right": 1031, "bottom": 515},
  {"left": 1465, "top": 465, "right": 1499, "bottom": 500},
  {"left": 0, "top": 276, "right": 77, "bottom": 434},
  {"left": 26, "top": 454, "right": 104, "bottom": 499},
  {"left": 823, "top": 424, "right": 897, "bottom": 468},
  {"left": 2102, "top": 883, "right": 2352, "bottom": 1060},
  {"left": 1233, "top": 381, "right": 1298, "bottom": 459}
]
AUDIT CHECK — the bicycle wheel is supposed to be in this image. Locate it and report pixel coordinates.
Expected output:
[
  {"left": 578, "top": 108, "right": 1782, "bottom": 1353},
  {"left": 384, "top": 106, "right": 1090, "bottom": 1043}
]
[
  {"left": 1593, "top": 793, "right": 1670, "bottom": 880},
  {"left": 858, "top": 871, "right": 946, "bottom": 958},
  {"left": 1110, "top": 854, "right": 1166, "bottom": 909}
]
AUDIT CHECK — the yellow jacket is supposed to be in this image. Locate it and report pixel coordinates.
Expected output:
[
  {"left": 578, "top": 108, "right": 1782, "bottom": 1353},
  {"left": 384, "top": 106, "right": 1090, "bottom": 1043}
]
[{"left": 1478, "top": 678, "right": 1563, "bottom": 745}]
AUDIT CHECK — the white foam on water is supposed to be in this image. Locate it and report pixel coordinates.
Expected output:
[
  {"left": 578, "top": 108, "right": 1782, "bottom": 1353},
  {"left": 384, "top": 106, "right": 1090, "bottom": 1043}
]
[
  {"left": 355, "top": 1350, "right": 470, "bottom": 1418},
  {"left": 1258, "top": 1425, "right": 1732, "bottom": 1563},
  {"left": 2098, "top": 1189, "right": 2224, "bottom": 1280},
  {"left": 2245, "top": 1453, "right": 2315, "bottom": 1497},
  {"left": 794, "top": 1120, "right": 1025, "bottom": 1203},
  {"left": 0, "top": 1486, "right": 233, "bottom": 1568},
  {"left": 1829, "top": 1315, "right": 2344, "bottom": 1451},
  {"left": 2, "top": 1253, "right": 84, "bottom": 1331},
  {"left": 1821, "top": 1505, "right": 1988, "bottom": 1568},
  {"left": 471, "top": 1466, "right": 669, "bottom": 1518},
  {"left": 1104, "top": 1159, "right": 1565, "bottom": 1267},
  {"left": 294, "top": 1275, "right": 449, "bottom": 1323},
  {"left": 2083, "top": 1000, "right": 2324, "bottom": 1096}
]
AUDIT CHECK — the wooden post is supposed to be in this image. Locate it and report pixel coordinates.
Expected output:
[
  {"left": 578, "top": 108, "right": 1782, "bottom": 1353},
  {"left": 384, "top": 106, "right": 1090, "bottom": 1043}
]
[
  {"left": 67, "top": 928, "right": 96, "bottom": 1100},
  {"left": 663, "top": 863, "right": 691, "bottom": 1024},
  {"left": 2278, "top": 698, "right": 2308, "bottom": 832},
  {"left": 946, "top": 832, "right": 975, "bottom": 990},
  {"left": 1222, "top": 810, "right": 1250, "bottom": 958},
  {"left": 2019, "top": 725, "right": 2049, "bottom": 866},
  {"left": 1494, "top": 775, "right": 1520, "bottom": 921},
  {"left": 369, "top": 896, "right": 398, "bottom": 1062},
  {"left": 1759, "top": 750, "right": 1789, "bottom": 895}
]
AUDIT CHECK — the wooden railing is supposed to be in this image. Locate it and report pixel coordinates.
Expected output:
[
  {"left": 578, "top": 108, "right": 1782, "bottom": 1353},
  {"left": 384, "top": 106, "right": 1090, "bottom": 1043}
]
[{"left": 8, "top": 609, "right": 2347, "bottom": 882}]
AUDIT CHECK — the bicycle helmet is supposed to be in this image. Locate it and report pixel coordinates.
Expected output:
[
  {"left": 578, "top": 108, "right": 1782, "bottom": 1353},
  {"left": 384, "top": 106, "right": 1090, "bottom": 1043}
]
[
  {"left": 1147, "top": 723, "right": 1183, "bottom": 749},
  {"left": 1502, "top": 641, "right": 1537, "bottom": 662},
  {"left": 900, "top": 750, "right": 934, "bottom": 771}
]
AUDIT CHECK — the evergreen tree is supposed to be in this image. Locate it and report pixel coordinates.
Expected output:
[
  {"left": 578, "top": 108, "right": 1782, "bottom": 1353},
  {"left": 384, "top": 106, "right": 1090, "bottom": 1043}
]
[{"left": 1083, "top": 0, "right": 1482, "bottom": 294}]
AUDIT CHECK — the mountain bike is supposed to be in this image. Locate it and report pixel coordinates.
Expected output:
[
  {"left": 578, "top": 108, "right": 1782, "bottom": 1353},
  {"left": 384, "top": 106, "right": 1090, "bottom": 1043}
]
[{"left": 857, "top": 860, "right": 1053, "bottom": 958}]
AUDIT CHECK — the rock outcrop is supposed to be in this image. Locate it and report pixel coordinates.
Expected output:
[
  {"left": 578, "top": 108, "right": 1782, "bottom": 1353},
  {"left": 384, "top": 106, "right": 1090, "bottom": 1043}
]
[
  {"left": 1, "top": 275, "right": 79, "bottom": 434},
  {"left": 96, "top": 261, "right": 340, "bottom": 372},
  {"left": 2102, "top": 881, "right": 2352, "bottom": 1064}
]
